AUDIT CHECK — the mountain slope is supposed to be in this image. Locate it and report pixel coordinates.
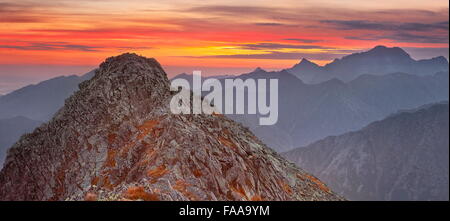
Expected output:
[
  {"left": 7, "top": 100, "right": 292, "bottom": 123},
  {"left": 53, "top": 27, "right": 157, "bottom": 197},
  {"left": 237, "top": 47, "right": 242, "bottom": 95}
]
[
  {"left": 195, "top": 69, "right": 448, "bottom": 152},
  {"left": 282, "top": 102, "right": 449, "bottom": 201},
  {"left": 0, "top": 53, "right": 341, "bottom": 201},
  {"left": 288, "top": 46, "right": 449, "bottom": 84},
  {"left": 0, "top": 116, "right": 42, "bottom": 167},
  {"left": 0, "top": 70, "right": 95, "bottom": 122},
  {"left": 287, "top": 58, "right": 322, "bottom": 83},
  {"left": 3, "top": 46, "right": 447, "bottom": 153}
]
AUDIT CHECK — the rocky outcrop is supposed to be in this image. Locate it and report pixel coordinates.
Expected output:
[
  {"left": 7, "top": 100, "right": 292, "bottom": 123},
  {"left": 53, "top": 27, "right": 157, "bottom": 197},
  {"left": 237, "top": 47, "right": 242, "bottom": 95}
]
[{"left": 0, "top": 53, "right": 342, "bottom": 201}]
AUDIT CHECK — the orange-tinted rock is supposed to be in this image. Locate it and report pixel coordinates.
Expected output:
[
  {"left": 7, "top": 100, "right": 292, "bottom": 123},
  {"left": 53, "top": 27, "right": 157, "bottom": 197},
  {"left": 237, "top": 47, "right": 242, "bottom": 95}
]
[{"left": 0, "top": 53, "right": 342, "bottom": 201}]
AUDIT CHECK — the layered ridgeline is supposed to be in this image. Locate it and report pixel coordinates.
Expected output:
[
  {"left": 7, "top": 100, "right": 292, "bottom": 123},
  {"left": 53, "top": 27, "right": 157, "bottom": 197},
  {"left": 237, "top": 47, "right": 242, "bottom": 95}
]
[
  {"left": 0, "top": 53, "right": 341, "bottom": 201},
  {"left": 2, "top": 46, "right": 448, "bottom": 153},
  {"left": 0, "top": 117, "right": 42, "bottom": 166},
  {"left": 174, "top": 67, "right": 449, "bottom": 152},
  {"left": 282, "top": 102, "right": 449, "bottom": 201},
  {"left": 288, "top": 45, "right": 449, "bottom": 84},
  {"left": 0, "top": 71, "right": 95, "bottom": 122}
]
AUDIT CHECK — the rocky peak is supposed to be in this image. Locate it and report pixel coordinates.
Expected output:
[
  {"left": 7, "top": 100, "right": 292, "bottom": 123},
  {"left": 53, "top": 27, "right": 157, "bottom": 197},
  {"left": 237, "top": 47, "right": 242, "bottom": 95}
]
[
  {"left": 366, "top": 45, "right": 411, "bottom": 59},
  {"left": 423, "top": 56, "right": 449, "bottom": 65},
  {"left": 98, "top": 53, "right": 166, "bottom": 80},
  {"left": 370, "top": 45, "right": 388, "bottom": 51},
  {"left": 0, "top": 53, "right": 342, "bottom": 201},
  {"left": 52, "top": 53, "right": 171, "bottom": 129},
  {"left": 253, "top": 67, "right": 266, "bottom": 73},
  {"left": 299, "top": 58, "right": 315, "bottom": 66},
  {"left": 291, "top": 58, "right": 320, "bottom": 71},
  {"left": 79, "top": 53, "right": 170, "bottom": 99}
]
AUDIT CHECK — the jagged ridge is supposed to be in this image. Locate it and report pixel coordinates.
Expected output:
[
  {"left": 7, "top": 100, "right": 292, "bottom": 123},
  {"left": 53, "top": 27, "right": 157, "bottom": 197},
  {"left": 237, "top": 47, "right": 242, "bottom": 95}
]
[{"left": 0, "top": 53, "right": 342, "bottom": 201}]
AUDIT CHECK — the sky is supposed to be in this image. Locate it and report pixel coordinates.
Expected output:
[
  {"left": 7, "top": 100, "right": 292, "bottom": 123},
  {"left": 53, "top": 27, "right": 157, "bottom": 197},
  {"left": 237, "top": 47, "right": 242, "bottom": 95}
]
[{"left": 0, "top": 0, "right": 449, "bottom": 94}]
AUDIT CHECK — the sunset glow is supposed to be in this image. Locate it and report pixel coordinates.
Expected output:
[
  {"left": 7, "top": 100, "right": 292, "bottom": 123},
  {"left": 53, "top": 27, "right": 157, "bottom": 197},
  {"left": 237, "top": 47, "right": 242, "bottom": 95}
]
[{"left": 0, "top": 0, "right": 449, "bottom": 93}]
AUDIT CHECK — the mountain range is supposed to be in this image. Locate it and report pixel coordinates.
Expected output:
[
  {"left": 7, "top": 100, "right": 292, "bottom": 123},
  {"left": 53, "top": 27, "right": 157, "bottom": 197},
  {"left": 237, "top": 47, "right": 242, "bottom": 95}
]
[
  {"left": 282, "top": 102, "right": 449, "bottom": 201},
  {"left": 1, "top": 46, "right": 447, "bottom": 154},
  {"left": 288, "top": 45, "right": 449, "bottom": 84},
  {"left": 0, "top": 53, "right": 341, "bottom": 201},
  {"left": 0, "top": 71, "right": 95, "bottom": 122},
  {"left": 0, "top": 45, "right": 448, "bottom": 201},
  {"left": 0, "top": 116, "right": 42, "bottom": 166},
  {"left": 174, "top": 66, "right": 448, "bottom": 152}
]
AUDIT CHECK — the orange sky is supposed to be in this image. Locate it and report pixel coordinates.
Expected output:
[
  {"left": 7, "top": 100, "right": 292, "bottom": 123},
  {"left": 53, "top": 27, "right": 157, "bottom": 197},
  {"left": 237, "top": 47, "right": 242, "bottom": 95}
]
[{"left": 0, "top": 0, "right": 449, "bottom": 94}]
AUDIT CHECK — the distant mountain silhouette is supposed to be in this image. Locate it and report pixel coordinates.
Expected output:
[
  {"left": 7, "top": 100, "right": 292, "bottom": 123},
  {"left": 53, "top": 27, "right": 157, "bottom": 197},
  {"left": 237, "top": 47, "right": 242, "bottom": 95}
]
[
  {"left": 195, "top": 68, "right": 448, "bottom": 152},
  {"left": 170, "top": 73, "right": 233, "bottom": 86},
  {"left": 288, "top": 46, "right": 449, "bottom": 84},
  {"left": 0, "top": 70, "right": 95, "bottom": 121},
  {"left": 282, "top": 102, "right": 449, "bottom": 201},
  {"left": 0, "top": 116, "right": 41, "bottom": 167},
  {"left": 289, "top": 58, "right": 322, "bottom": 83}
]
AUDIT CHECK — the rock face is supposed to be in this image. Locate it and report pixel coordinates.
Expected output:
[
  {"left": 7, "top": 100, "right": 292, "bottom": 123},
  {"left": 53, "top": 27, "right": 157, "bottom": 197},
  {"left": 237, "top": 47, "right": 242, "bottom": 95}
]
[
  {"left": 0, "top": 53, "right": 341, "bottom": 201},
  {"left": 283, "top": 102, "right": 449, "bottom": 201}
]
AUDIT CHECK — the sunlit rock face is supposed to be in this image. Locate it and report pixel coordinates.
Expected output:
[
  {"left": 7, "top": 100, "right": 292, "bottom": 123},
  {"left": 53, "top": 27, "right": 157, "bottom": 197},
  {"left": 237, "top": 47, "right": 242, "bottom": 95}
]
[{"left": 0, "top": 53, "right": 342, "bottom": 201}]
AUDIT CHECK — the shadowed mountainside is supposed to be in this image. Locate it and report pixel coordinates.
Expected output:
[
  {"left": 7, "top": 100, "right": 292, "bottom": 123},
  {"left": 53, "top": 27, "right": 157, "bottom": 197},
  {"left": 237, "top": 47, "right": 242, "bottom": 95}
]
[
  {"left": 0, "top": 116, "right": 42, "bottom": 167},
  {"left": 174, "top": 68, "right": 448, "bottom": 152},
  {"left": 0, "top": 71, "right": 95, "bottom": 122},
  {"left": 282, "top": 102, "right": 449, "bottom": 201},
  {"left": 288, "top": 45, "right": 449, "bottom": 84}
]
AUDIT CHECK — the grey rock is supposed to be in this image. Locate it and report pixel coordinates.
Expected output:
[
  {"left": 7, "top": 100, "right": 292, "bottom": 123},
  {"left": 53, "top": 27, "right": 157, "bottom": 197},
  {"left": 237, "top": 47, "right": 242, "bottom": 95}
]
[{"left": 0, "top": 53, "right": 342, "bottom": 201}]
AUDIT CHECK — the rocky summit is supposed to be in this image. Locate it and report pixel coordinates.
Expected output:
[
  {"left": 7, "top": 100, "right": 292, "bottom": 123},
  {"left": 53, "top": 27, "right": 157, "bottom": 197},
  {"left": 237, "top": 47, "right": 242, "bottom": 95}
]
[{"left": 0, "top": 53, "right": 342, "bottom": 201}]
